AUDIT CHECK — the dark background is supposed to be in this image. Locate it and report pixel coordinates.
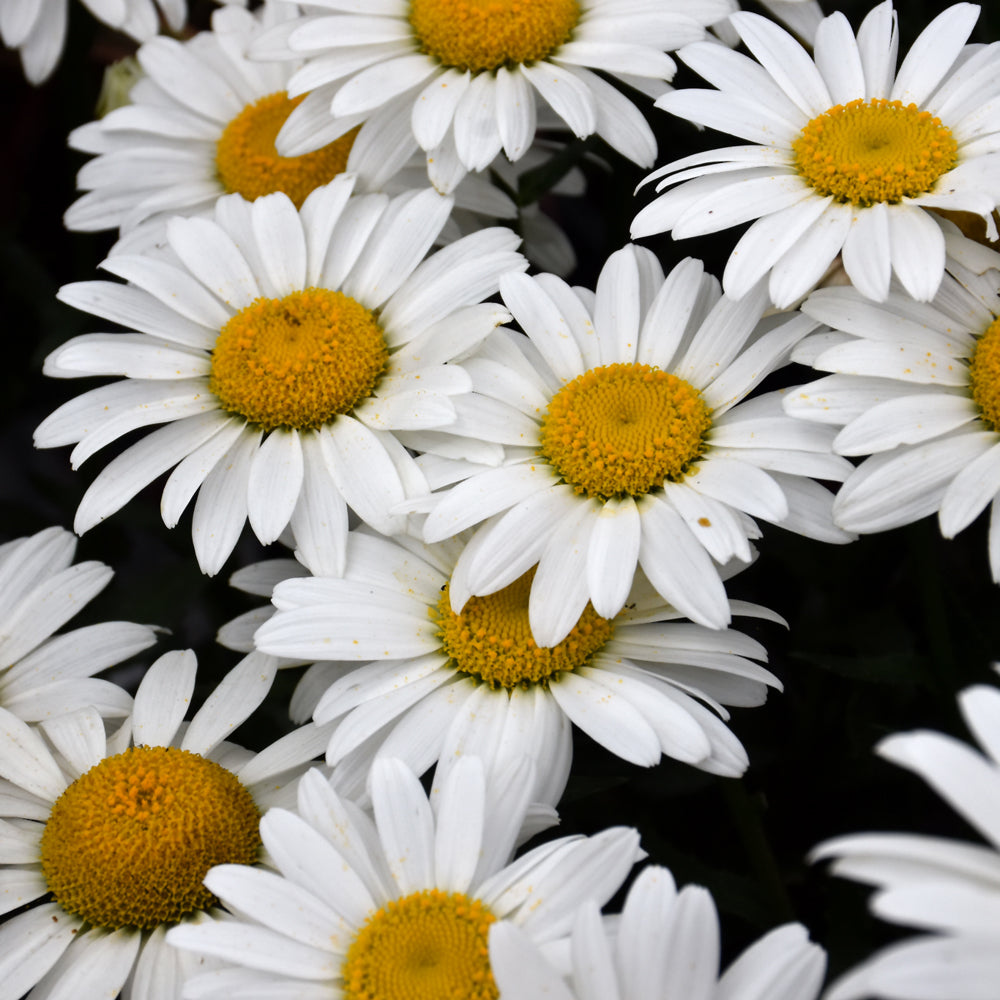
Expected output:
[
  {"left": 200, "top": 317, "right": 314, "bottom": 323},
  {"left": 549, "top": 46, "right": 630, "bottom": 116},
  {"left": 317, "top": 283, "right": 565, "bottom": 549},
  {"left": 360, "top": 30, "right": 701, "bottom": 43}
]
[{"left": 3, "top": 0, "right": 1000, "bottom": 980}]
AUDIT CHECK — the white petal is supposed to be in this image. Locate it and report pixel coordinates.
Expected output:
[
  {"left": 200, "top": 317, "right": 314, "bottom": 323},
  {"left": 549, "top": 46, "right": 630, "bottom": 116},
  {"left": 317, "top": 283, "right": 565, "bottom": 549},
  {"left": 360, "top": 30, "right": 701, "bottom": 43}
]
[
  {"left": 290, "top": 432, "right": 349, "bottom": 577},
  {"left": 320, "top": 417, "right": 408, "bottom": 535},
  {"left": 167, "top": 215, "right": 261, "bottom": 310},
  {"left": 888, "top": 204, "right": 946, "bottom": 302},
  {"left": 587, "top": 496, "right": 641, "bottom": 619},
  {"left": 520, "top": 61, "right": 597, "bottom": 138},
  {"left": 412, "top": 68, "right": 470, "bottom": 150},
  {"left": 636, "top": 496, "right": 731, "bottom": 629},
  {"left": 131, "top": 648, "right": 197, "bottom": 749},
  {"left": 842, "top": 205, "right": 891, "bottom": 301},
  {"left": 166, "top": 920, "right": 337, "bottom": 980},
  {"left": 247, "top": 430, "right": 304, "bottom": 546},
  {"left": 251, "top": 193, "right": 308, "bottom": 298},
  {"left": 495, "top": 65, "right": 536, "bottom": 161},
  {"left": 549, "top": 671, "right": 661, "bottom": 765},
  {"left": 191, "top": 427, "right": 260, "bottom": 576},
  {"left": 182, "top": 651, "right": 276, "bottom": 756},
  {"left": 371, "top": 757, "right": 436, "bottom": 894}
]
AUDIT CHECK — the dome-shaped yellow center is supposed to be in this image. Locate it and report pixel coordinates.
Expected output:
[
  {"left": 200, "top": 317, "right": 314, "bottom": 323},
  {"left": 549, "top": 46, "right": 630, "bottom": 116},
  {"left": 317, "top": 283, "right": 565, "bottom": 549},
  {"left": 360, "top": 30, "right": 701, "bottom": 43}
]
[
  {"left": 408, "top": 0, "right": 581, "bottom": 73},
  {"left": 39, "top": 746, "right": 261, "bottom": 930},
  {"left": 792, "top": 98, "right": 958, "bottom": 206},
  {"left": 969, "top": 316, "right": 1000, "bottom": 432},
  {"left": 436, "top": 569, "right": 613, "bottom": 687},
  {"left": 215, "top": 91, "right": 359, "bottom": 208},
  {"left": 539, "top": 362, "right": 711, "bottom": 499},
  {"left": 210, "top": 288, "right": 389, "bottom": 431},
  {"left": 342, "top": 889, "right": 498, "bottom": 1000}
]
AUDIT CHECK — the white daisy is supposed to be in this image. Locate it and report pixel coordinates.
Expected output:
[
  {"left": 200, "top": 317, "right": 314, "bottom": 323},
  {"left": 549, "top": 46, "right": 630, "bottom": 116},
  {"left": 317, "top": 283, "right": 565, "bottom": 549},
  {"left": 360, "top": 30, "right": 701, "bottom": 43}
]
[
  {"left": 414, "top": 244, "right": 852, "bottom": 642},
  {"left": 166, "top": 755, "right": 644, "bottom": 999},
  {"left": 64, "top": 2, "right": 527, "bottom": 261},
  {"left": 632, "top": 2, "right": 1000, "bottom": 308},
  {"left": 812, "top": 677, "right": 1000, "bottom": 1000},
  {"left": 0, "top": 647, "right": 337, "bottom": 1000},
  {"left": 249, "top": 0, "right": 735, "bottom": 193},
  {"left": 490, "top": 864, "right": 827, "bottom": 1000},
  {"left": 783, "top": 238, "right": 1000, "bottom": 580},
  {"left": 0, "top": 525, "right": 157, "bottom": 725},
  {"left": 36, "top": 177, "right": 526, "bottom": 576},
  {"left": 0, "top": 0, "right": 211, "bottom": 85},
  {"left": 254, "top": 523, "right": 786, "bottom": 809}
]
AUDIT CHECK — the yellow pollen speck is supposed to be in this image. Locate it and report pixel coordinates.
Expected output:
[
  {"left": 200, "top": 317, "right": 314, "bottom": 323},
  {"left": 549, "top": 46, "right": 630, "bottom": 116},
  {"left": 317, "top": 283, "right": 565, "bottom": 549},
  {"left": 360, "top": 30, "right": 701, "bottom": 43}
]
[
  {"left": 342, "top": 889, "right": 498, "bottom": 1000},
  {"left": 408, "top": 0, "right": 580, "bottom": 73},
  {"left": 435, "top": 568, "right": 613, "bottom": 689},
  {"left": 969, "top": 316, "right": 1000, "bottom": 432},
  {"left": 215, "top": 91, "right": 359, "bottom": 208},
  {"left": 792, "top": 98, "right": 958, "bottom": 206},
  {"left": 539, "top": 362, "right": 712, "bottom": 499},
  {"left": 39, "top": 746, "right": 261, "bottom": 930},
  {"left": 210, "top": 288, "right": 388, "bottom": 431}
]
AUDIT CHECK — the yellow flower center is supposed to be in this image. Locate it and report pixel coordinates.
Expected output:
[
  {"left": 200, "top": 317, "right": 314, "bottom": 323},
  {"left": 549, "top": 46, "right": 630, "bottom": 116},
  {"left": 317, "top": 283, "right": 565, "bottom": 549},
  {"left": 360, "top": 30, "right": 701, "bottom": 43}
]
[
  {"left": 215, "top": 91, "right": 358, "bottom": 208},
  {"left": 792, "top": 98, "right": 958, "bottom": 206},
  {"left": 969, "top": 316, "right": 1000, "bottom": 432},
  {"left": 436, "top": 569, "right": 613, "bottom": 687},
  {"left": 210, "top": 288, "right": 389, "bottom": 432},
  {"left": 538, "top": 363, "right": 712, "bottom": 499},
  {"left": 342, "top": 889, "right": 498, "bottom": 1000},
  {"left": 408, "top": 0, "right": 581, "bottom": 73},
  {"left": 39, "top": 746, "right": 261, "bottom": 930}
]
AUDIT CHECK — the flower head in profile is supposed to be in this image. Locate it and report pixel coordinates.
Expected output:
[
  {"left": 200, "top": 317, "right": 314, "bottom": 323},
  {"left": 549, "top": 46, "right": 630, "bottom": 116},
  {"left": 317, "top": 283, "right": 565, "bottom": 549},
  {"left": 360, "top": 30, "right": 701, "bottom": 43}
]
[
  {"left": 254, "top": 526, "right": 786, "bottom": 806},
  {"left": 490, "top": 864, "right": 827, "bottom": 1000},
  {"left": 813, "top": 675, "right": 1000, "bottom": 1000},
  {"left": 1, "top": 0, "right": 199, "bottom": 84},
  {"left": 250, "top": 0, "right": 734, "bottom": 192},
  {"left": 633, "top": 2, "right": 1000, "bottom": 307},
  {"left": 0, "top": 647, "right": 329, "bottom": 999},
  {"left": 785, "top": 239, "right": 1000, "bottom": 580},
  {"left": 0, "top": 525, "right": 157, "bottom": 726},
  {"left": 36, "top": 177, "right": 525, "bottom": 576},
  {"left": 166, "top": 756, "right": 643, "bottom": 999},
  {"left": 417, "top": 244, "right": 852, "bottom": 642}
]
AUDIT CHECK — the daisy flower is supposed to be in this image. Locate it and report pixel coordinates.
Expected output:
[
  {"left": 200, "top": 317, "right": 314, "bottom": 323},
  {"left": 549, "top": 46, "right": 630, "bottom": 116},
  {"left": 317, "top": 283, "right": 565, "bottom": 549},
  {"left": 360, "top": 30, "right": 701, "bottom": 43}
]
[
  {"left": 0, "top": 647, "right": 338, "bottom": 1000},
  {"left": 166, "top": 756, "right": 643, "bottom": 999},
  {"left": 783, "top": 241, "right": 1000, "bottom": 579},
  {"left": 0, "top": 0, "right": 208, "bottom": 85},
  {"left": 490, "top": 864, "right": 827, "bottom": 1000},
  {"left": 36, "top": 177, "right": 525, "bottom": 576},
  {"left": 812, "top": 677, "right": 1000, "bottom": 1000},
  {"left": 415, "top": 244, "right": 852, "bottom": 642},
  {"left": 254, "top": 523, "right": 786, "bottom": 808},
  {"left": 632, "top": 2, "right": 1000, "bottom": 308},
  {"left": 249, "top": 0, "right": 735, "bottom": 193},
  {"left": 0, "top": 525, "right": 157, "bottom": 725},
  {"left": 64, "top": 3, "right": 526, "bottom": 260}
]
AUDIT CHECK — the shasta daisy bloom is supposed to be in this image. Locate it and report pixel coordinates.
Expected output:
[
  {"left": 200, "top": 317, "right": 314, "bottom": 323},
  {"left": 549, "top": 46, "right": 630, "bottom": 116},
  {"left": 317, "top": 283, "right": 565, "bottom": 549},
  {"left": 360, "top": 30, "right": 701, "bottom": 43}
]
[
  {"left": 254, "top": 524, "right": 786, "bottom": 805},
  {"left": 0, "top": 646, "right": 336, "bottom": 1000},
  {"left": 632, "top": 2, "right": 1000, "bottom": 308},
  {"left": 812, "top": 678, "right": 1000, "bottom": 1000},
  {"left": 783, "top": 242, "right": 1000, "bottom": 579},
  {"left": 1, "top": 0, "right": 200, "bottom": 85},
  {"left": 0, "top": 525, "right": 157, "bottom": 725},
  {"left": 416, "top": 245, "right": 852, "bottom": 642},
  {"left": 36, "top": 177, "right": 526, "bottom": 577},
  {"left": 490, "top": 864, "right": 827, "bottom": 1000},
  {"left": 166, "top": 756, "right": 643, "bottom": 999},
  {"left": 249, "top": 0, "right": 734, "bottom": 193},
  {"left": 63, "top": 3, "right": 522, "bottom": 260}
]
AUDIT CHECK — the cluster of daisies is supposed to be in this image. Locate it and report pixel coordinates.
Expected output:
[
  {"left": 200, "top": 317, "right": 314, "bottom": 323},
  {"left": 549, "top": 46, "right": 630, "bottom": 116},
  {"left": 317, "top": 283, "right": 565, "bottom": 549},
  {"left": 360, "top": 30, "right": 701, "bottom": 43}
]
[{"left": 3, "top": 0, "right": 1000, "bottom": 997}]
